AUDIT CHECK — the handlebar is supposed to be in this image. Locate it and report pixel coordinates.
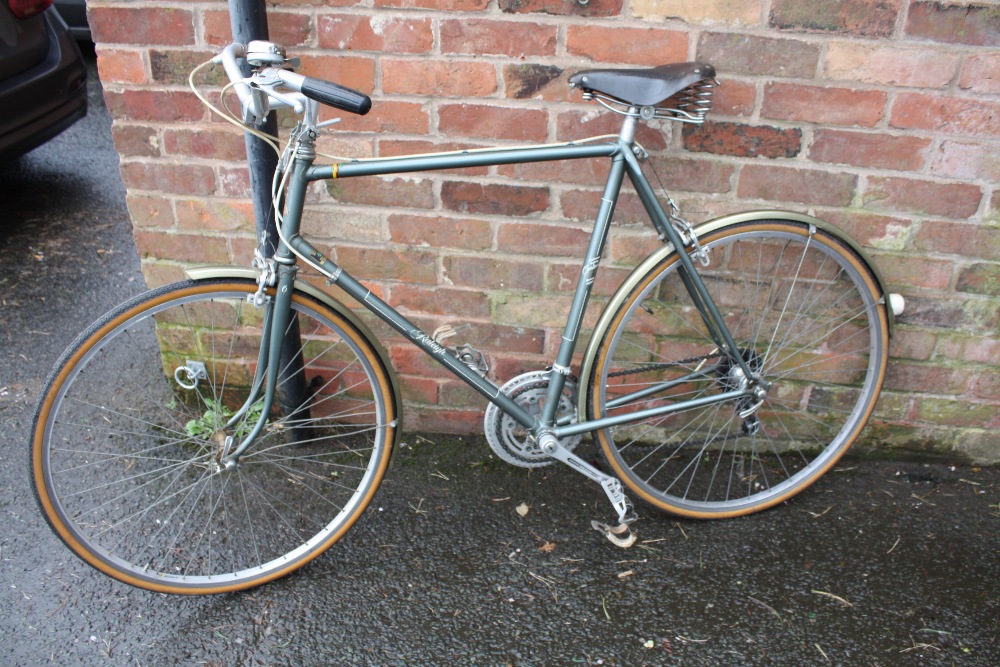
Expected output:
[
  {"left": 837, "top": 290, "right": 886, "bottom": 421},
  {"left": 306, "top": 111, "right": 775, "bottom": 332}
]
[{"left": 214, "top": 42, "right": 371, "bottom": 124}]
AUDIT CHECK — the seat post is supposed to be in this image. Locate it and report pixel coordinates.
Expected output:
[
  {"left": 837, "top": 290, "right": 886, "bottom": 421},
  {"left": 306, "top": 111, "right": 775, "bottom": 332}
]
[{"left": 619, "top": 109, "right": 638, "bottom": 146}]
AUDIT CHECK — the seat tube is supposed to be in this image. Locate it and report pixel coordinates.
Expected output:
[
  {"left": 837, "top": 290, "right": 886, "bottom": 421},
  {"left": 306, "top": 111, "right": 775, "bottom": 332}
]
[{"left": 539, "top": 143, "right": 629, "bottom": 428}]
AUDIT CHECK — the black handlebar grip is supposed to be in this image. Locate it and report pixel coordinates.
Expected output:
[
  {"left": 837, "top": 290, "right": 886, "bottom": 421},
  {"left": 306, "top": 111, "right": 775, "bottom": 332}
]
[{"left": 300, "top": 77, "right": 372, "bottom": 116}]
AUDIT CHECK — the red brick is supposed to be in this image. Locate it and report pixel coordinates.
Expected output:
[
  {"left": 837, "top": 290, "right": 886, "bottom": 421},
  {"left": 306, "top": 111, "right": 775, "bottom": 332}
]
[
  {"left": 126, "top": 195, "right": 174, "bottom": 229},
  {"left": 504, "top": 65, "right": 567, "bottom": 102},
  {"left": 383, "top": 60, "right": 497, "bottom": 98},
  {"left": 499, "top": 0, "right": 623, "bottom": 17},
  {"left": 561, "top": 188, "right": 647, "bottom": 225},
  {"left": 202, "top": 8, "right": 314, "bottom": 47},
  {"left": 566, "top": 26, "right": 688, "bottom": 65},
  {"left": 441, "top": 181, "right": 549, "bottom": 217},
  {"left": 936, "top": 334, "right": 1000, "bottom": 366},
  {"left": 338, "top": 247, "right": 438, "bottom": 284},
  {"left": 763, "top": 83, "right": 887, "bottom": 127},
  {"left": 134, "top": 231, "right": 230, "bottom": 264},
  {"left": 498, "top": 158, "right": 610, "bottom": 187},
  {"left": 896, "top": 295, "right": 994, "bottom": 331},
  {"left": 405, "top": 408, "right": 485, "bottom": 435},
  {"left": 632, "top": 0, "right": 759, "bottom": 24},
  {"left": 89, "top": 7, "right": 194, "bottom": 46},
  {"left": 443, "top": 256, "right": 543, "bottom": 291},
  {"left": 888, "top": 328, "right": 937, "bottom": 361},
  {"left": 327, "top": 176, "right": 435, "bottom": 209},
  {"left": 929, "top": 141, "right": 1000, "bottom": 181},
  {"left": 905, "top": 1, "right": 1000, "bottom": 47},
  {"left": 389, "top": 346, "right": 455, "bottom": 380},
  {"left": 738, "top": 166, "right": 857, "bottom": 207},
  {"left": 217, "top": 167, "right": 250, "bottom": 198},
  {"left": 956, "top": 263, "right": 1000, "bottom": 296},
  {"left": 149, "top": 49, "right": 218, "bottom": 86},
  {"left": 163, "top": 128, "right": 247, "bottom": 161},
  {"left": 438, "top": 104, "right": 547, "bottom": 142},
  {"left": 870, "top": 251, "right": 953, "bottom": 290},
  {"left": 824, "top": 42, "right": 959, "bottom": 88},
  {"left": 297, "top": 55, "right": 376, "bottom": 94},
  {"left": 809, "top": 130, "right": 931, "bottom": 171},
  {"left": 375, "top": 0, "right": 487, "bottom": 9},
  {"left": 438, "top": 380, "right": 484, "bottom": 409},
  {"left": 712, "top": 79, "right": 756, "bottom": 117},
  {"left": 645, "top": 156, "right": 736, "bottom": 194},
  {"left": 441, "top": 20, "right": 557, "bottom": 58},
  {"left": 318, "top": 15, "right": 433, "bottom": 53},
  {"left": 913, "top": 220, "right": 1000, "bottom": 261},
  {"left": 770, "top": 0, "right": 903, "bottom": 37},
  {"left": 547, "top": 260, "right": 631, "bottom": 296},
  {"left": 496, "top": 222, "right": 591, "bottom": 256},
  {"left": 201, "top": 10, "right": 232, "bottom": 48},
  {"left": 682, "top": 121, "right": 802, "bottom": 158},
  {"left": 95, "top": 48, "right": 146, "bottom": 84},
  {"left": 334, "top": 101, "right": 431, "bottom": 135},
  {"left": 176, "top": 199, "right": 255, "bottom": 233},
  {"left": 105, "top": 90, "right": 204, "bottom": 123},
  {"left": 391, "top": 284, "right": 492, "bottom": 319},
  {"left": 120, "top": 161, "right": 216, "bottom": 196},
  {"left": 891, "top": 93, "right": 1000, "bottom": 138},
  {"left": 885, "top": 362, "right": 969, "bottom": 394},
  {"left": 388, "top": 215, "right": 493, "bottom": 251},
  {"left": 972, "top": 372, "right": 1000, "bottom": 400},
  {"left": 818, "top": 211, "right": 913, "bottom": 249},
  {"left": 112, "top": 125, "right": 160, "bottom": 158},
  {"left": 267, "top": 10, "right": 317, "bottom": 47},
  {"left": 864, "top": 177, "right": 982, "bottom": 219},
  {"left": 960, "top": 54, "right": 1000, "bottom": 94},
  {"left": 698, "top": 33, "right": 820, "bottom": 78}
]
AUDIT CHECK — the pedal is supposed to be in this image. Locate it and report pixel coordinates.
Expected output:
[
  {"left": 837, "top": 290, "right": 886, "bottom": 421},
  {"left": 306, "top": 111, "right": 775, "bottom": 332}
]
[{"left": 591, "top": 520, "right": 637, "bottom": 548}]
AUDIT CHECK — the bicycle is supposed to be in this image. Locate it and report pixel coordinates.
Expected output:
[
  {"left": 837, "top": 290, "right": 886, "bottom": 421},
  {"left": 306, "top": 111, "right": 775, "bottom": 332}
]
[{"left": 31, "top": 41, "right": 902, "bottom": 594}]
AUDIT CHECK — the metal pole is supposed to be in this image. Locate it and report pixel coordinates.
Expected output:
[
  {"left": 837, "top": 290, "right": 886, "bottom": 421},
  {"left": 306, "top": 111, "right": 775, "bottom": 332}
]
[
  {"left": 227, "top": 0, "right": 278, "bottom": 256},
  {"left": 228, "top": 1, "right": 308, "bottom": 430}
]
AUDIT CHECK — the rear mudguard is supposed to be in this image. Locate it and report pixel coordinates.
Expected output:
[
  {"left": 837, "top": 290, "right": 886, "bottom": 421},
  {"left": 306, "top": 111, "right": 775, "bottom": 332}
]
[
  {"left": 577, "top": 210, "right": 896, "bottom": 423},
  {"left": 184, "top": 265, "right": 403, "bottom": 449}
]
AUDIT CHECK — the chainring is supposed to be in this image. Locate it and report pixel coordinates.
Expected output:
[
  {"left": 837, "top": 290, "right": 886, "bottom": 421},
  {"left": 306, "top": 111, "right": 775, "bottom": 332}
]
[{"left": 484, "top": 370, "right": 582, "bottom": 468}]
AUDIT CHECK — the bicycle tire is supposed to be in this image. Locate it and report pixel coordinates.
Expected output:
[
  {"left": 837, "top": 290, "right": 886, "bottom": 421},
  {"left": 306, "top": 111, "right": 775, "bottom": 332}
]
[
  {"left": 586, "top": 219, "right": 889, "bottom": 518},
  {"left": 32, "top": 279, "right": 397, "bottom": 594}
]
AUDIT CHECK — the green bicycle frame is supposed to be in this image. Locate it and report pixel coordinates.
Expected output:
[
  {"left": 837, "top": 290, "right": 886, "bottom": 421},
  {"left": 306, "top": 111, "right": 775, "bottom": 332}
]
[{"left": 227, "top": 120, "right": 756, "bottom": 460}]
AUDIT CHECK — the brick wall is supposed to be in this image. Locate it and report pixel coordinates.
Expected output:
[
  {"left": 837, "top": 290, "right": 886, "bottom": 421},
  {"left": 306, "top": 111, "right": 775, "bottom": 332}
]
[{"left": 88, "top": 0, "right": 1000, "bottom": 462}]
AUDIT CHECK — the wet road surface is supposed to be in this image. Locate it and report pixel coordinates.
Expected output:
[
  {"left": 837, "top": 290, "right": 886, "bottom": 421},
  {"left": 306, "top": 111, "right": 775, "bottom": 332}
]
[{"left": 1, "top": 51, "right": 998, "bottom": 666}]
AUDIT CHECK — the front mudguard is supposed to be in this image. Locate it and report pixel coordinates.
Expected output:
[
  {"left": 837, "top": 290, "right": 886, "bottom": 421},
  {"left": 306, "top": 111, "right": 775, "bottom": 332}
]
[{"left": 577, "top": 210, "right": 898, "bottom": 423}]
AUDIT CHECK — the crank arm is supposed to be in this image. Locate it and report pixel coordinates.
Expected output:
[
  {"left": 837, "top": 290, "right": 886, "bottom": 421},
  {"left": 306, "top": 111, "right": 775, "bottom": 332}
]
[{"left": 537, "top": 433, "right": 638, "bottom": 547}]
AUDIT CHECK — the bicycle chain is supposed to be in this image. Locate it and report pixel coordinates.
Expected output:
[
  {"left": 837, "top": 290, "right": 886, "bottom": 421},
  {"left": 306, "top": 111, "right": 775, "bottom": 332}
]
[{"left": 607, "top": 351, "right": 723, "bottom": 378}]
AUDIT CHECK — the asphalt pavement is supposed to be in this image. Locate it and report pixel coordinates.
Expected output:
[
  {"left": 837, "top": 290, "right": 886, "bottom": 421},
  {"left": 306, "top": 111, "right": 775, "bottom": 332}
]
[{"left": 1, "top": 50, "right": 998, "bottom": 667}]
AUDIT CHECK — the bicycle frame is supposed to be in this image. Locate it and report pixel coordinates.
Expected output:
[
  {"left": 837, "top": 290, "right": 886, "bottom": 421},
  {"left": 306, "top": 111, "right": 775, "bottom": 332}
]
[{"left": 227, "top": 110, "right": 757, "bottom": 464}]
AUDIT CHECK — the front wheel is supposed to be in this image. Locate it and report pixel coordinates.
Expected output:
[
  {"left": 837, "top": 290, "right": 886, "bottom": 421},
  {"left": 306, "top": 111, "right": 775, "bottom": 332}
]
[
  {"left": 586, "top": 220, "right": 889, "bottom": 518},
  {"left": 32, "top": 279, "right": 398, "bottom": 594}
]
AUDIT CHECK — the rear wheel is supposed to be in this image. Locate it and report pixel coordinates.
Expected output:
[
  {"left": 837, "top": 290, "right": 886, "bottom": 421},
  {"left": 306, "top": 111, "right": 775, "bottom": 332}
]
[
  {"left": 587, "top": 220, "right": 888, "bottom": 518},
  {"left": 32, "top": 279, "right": 397, "bottom": 593}
]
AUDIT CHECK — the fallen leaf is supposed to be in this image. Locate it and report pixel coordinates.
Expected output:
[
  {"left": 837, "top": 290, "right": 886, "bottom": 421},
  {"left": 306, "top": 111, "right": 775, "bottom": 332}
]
[{"left": 539, "top": 541, "right": 556, "bottom": 553}]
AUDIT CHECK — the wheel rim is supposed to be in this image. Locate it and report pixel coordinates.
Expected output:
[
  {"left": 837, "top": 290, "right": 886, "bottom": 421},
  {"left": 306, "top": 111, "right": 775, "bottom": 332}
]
[
  {"left": 35, "top": 282, "right": 393, "bottom": 591},
  {"left": 593, "top": 224, "right": 887, "bottom": 516}
]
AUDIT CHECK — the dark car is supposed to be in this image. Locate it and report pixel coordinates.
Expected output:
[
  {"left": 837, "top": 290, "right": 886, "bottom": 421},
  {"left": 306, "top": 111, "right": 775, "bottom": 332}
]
[
  {"left": 54, "top": 0, "right": 88, "bottom": 41},
  {"left": 0, "top": 0, "right": 87, "bottom": 161}
]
